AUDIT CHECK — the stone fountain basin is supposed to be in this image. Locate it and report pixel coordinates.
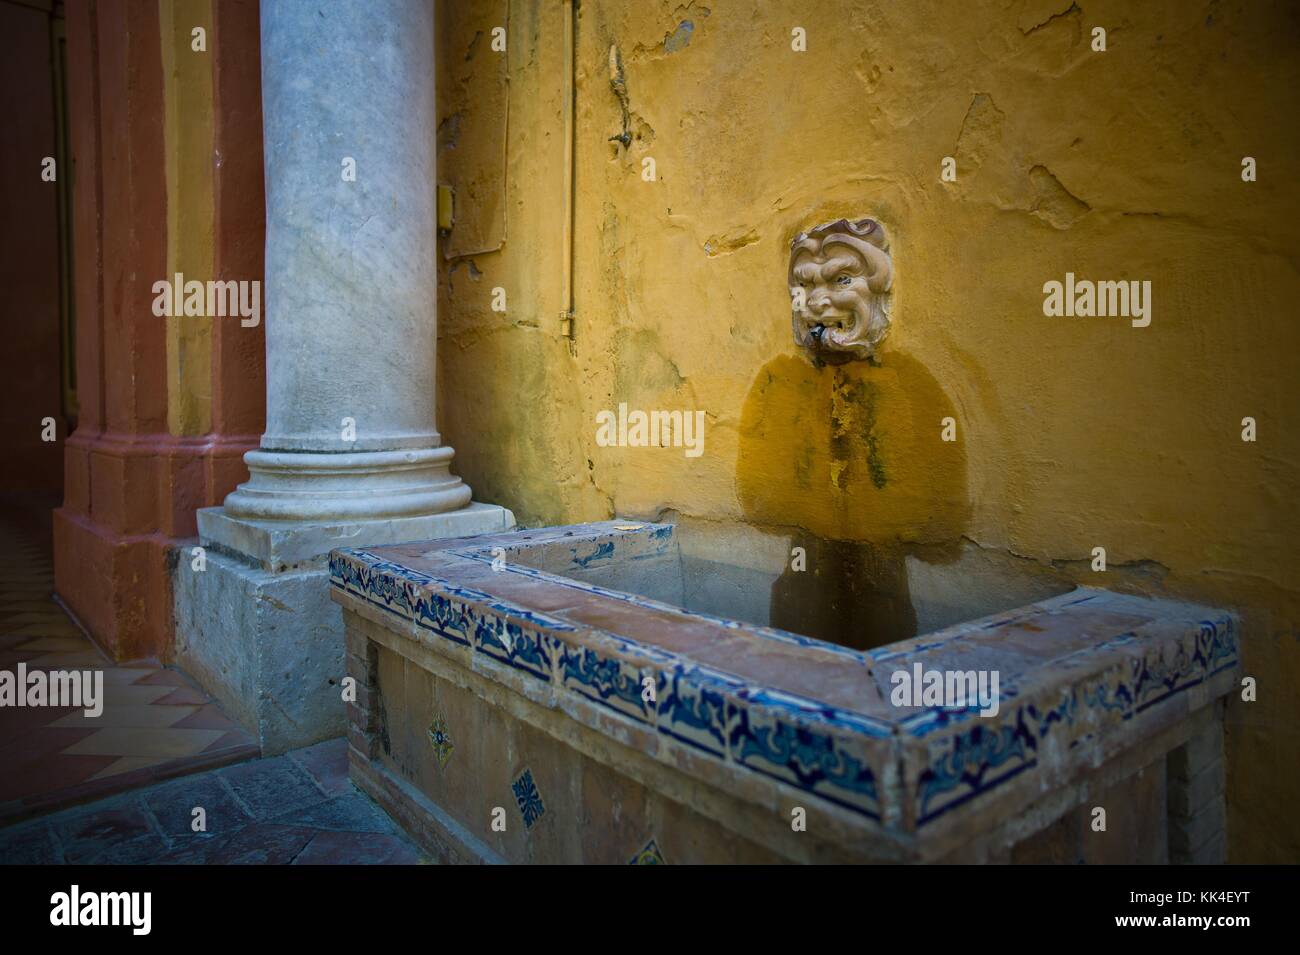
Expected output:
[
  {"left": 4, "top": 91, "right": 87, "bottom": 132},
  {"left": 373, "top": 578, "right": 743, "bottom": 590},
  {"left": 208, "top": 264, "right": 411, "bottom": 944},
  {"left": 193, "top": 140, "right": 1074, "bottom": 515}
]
[{"left": 328, "top": 520, "right": 1239, "bottom": 863}]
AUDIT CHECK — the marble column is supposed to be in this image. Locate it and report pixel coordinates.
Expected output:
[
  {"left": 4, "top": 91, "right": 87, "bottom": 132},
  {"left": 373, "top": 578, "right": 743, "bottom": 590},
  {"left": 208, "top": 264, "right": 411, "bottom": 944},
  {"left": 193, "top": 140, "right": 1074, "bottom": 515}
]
[
  {"left": 224, "top": 0, "right": 467, "bottom": 521},
  {"left": 178, "top": 0, "right": 512, "bottom": 753}
]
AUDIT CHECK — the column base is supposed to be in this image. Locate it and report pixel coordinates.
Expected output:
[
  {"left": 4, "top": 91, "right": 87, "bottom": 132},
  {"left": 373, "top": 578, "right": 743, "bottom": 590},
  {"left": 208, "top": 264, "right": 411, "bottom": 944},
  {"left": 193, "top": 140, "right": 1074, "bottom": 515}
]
[
  {"left": 222, "top": 446, "right": 472, "bottom": 522},
  {"left": 173, "top": 501, "right": 514, "bottom": 753}
]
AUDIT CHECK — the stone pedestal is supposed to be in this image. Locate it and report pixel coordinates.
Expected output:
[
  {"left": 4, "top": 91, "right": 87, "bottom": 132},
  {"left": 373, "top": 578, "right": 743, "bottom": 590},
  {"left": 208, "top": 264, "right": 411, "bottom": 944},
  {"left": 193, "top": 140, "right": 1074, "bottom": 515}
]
[
  {"left": 175, "top": 504, "right": 512, "bottom": 755},
  {"left": 174, "top": 0, "right": 513, "bottom": 753}
]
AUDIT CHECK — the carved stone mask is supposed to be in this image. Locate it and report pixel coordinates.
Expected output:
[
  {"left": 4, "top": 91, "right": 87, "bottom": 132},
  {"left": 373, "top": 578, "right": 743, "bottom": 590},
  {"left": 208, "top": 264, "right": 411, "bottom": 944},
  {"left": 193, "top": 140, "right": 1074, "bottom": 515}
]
[{"left": 789, "top": 218, "right": 893, "bottom": 363}]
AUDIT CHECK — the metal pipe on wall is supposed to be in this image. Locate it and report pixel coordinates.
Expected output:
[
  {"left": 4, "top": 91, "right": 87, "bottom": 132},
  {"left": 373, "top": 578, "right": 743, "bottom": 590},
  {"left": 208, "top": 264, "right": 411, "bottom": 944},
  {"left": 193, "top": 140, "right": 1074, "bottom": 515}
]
[{"left": 560, "top": 0, "right": 576, "bottom": 339}]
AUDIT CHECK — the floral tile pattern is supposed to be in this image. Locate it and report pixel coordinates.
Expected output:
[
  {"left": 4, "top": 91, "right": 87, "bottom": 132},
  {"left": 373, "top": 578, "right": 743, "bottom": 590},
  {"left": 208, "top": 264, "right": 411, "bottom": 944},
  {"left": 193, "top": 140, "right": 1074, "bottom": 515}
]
[
  {"left": 511, "top": 768, "right": 545, "bottom": 829},
  {"left": 427, "top": 715, "right": 454, "bottom": 770}
]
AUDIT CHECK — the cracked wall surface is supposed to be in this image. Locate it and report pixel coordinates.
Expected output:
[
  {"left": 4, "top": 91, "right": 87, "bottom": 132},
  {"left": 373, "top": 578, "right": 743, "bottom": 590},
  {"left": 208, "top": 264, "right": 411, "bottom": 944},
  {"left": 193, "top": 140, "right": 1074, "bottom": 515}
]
[{"left": 434, "top": 0, "right": 1300, "bottom": 862}]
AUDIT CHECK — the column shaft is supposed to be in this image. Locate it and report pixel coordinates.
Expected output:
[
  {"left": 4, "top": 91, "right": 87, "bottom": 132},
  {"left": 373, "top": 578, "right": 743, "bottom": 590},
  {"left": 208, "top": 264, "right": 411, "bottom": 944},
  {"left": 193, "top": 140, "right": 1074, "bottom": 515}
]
[{"left": 224, "top": 0, "right": 469, "bottom": 521}]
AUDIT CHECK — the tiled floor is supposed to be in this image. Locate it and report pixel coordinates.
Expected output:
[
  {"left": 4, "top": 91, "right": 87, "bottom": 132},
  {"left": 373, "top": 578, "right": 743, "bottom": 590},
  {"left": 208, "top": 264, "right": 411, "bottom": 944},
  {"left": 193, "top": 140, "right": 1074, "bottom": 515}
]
[
  {"left": 0, "top": 738, "right": 424, "bottom": 864},
  {"left": 0, "top": 494, "right": 257, "bottom": 824},
  {"left": 1, "top": 496, "right": 423, "bottom": 864}
]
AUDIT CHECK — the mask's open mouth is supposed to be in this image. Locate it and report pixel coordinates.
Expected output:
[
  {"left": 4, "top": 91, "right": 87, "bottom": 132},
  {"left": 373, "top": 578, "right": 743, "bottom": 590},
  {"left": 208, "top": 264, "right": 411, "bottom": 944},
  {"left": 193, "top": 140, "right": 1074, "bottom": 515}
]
[{"left": 807, "top": 314, "right": 853, "bottom": 345}]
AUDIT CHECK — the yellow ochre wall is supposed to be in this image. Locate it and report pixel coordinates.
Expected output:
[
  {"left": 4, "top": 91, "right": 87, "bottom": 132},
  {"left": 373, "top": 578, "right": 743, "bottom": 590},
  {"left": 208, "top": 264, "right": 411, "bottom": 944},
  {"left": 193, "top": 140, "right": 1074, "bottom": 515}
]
[
  {"left": 435, "top": 0, "right": 1300, "bottom": 862},
  {"left": 161, "top": 0, "right": 215, "bottom": 437}
]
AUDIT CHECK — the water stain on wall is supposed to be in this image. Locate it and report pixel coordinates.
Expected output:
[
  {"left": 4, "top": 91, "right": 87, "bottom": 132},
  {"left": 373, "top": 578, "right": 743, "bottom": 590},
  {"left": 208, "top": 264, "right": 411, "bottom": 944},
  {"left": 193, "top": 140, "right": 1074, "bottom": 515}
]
[
  {"left": 737, "top": 350, "right": 971, "bottom": 649},
  {"left": 738, "top": 351, "right": 970, "bottom": 544}
]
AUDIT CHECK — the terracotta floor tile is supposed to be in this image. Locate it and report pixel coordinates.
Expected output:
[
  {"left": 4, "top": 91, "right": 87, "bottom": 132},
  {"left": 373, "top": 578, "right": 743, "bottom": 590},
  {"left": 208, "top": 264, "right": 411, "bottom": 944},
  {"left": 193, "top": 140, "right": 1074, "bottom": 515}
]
[
  {"left": 0, "top": 650, "right": 43, "bottom": 667},
  {"left": 0, "top": 702, "right": 81, "bottom": 739},
  {"left": 0, "top": 613, "right": 64, "bottom": 627},
  {"left": 97, "top": 684, "right": 174, "bottom": 706},
  {"left": 4, "top": 623, "right": 87, "bottom": 639},
  {"left": 153, "top": 686, "right": 211, "bottom": 705},
  {"left": 22, "top": 651, "right": 107, "bottom": 668},
  {"left": 87, "top": 756, "right": 173, "bottom": 780},
  {"left": 0, "top": 753, "right": 120, "bottom": 802},
  {"left": 13, "top": 636, "right": 98, "bottom": 652},
  {"left": 99, "top": 667, "right": 159, "bottom": 686},
  {"left": 0, "top": 600, "right": 61, "bottom": 615},
  {"left": 202, "top": 729, "right": 260, "bottom": 754},
  {"left": 52, "top": 704, "right": 199, "bottom": 730},
  {"left": 172, "top": 704, "right": 239, "bottom": 731},
  {"left": 0, "top": 726, "right": 97, "bottom": 767},
  {"left": 134, "top": 669, "right": 190, "bottom": 687},
  {"left": 62, "top": 727, "right": 227, "bottom": 760},
  {"left": 0, "top": 603, "right": 62, "bottom": 615},
  {"left": 0, "top": 497, "right": 257, "bottom": 823}
]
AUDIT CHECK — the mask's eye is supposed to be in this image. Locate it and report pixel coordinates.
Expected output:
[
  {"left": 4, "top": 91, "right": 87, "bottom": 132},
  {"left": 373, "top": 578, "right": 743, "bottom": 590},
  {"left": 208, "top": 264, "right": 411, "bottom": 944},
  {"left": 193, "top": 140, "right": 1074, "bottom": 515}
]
[{"left": 835, "top": 274, "right": 853, "bottom": 287}]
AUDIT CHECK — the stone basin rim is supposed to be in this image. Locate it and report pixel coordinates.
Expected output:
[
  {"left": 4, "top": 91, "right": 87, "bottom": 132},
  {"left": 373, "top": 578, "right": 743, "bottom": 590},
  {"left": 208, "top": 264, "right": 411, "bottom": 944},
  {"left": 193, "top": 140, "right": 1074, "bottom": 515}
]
[{"left": 327, "top": 519, "right": 1239, "bottom": 733}]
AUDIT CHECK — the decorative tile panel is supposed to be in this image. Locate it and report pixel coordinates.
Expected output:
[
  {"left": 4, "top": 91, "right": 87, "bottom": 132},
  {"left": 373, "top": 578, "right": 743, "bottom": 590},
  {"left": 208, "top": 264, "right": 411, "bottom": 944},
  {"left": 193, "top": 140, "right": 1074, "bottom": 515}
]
[
  {"left": 511, "top": 768, "right": 545, "bottom": 829},
  {"left": 629, "top": 838, "right": 665, "bottom": 865},
  {"left": 427, "top": 715, "right": 454, "bottom": 770}
]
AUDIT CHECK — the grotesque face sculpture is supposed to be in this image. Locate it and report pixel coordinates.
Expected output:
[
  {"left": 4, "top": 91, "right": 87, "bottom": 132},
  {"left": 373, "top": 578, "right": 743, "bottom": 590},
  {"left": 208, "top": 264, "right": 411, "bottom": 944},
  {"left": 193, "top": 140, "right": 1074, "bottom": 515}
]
[{"left": 789, "top": 217, "right": 893, "bottom": 364}]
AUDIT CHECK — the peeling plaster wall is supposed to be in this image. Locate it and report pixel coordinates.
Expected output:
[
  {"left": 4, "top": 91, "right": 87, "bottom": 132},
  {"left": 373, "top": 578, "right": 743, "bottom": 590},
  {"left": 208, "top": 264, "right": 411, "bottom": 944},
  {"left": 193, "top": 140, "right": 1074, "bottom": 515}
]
[{"left": 435, "top": 0, "right": 1300, "bottom": 862}]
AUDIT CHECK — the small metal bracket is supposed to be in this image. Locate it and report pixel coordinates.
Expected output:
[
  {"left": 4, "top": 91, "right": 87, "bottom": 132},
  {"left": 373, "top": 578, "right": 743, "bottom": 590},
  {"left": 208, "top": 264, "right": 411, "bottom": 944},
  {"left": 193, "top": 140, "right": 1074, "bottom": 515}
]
[{"left": 437, "top": 184, "right": 454, "bottom": 235}]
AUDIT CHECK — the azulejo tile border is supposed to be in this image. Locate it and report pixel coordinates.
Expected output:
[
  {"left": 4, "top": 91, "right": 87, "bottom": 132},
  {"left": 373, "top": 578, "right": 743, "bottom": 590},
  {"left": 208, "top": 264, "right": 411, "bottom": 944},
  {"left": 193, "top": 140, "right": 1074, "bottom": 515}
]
[
  {"left": 451, "top": 536, "right": 870, "bottom": 664},
  {"left": 906, "top": 613, "right": 1240, "bottom": 825},
  {"left": 331, "top": 545, "right": 889, "bottom": 823},
  {"left": 329, "top": 524, "right": 1240, "bottom": 833}
]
